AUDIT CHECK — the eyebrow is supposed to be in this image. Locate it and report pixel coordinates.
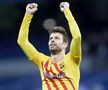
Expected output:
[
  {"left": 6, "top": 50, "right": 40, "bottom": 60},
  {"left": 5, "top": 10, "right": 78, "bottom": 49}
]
[{"left": 49, "top": 36, "right": 60, "bottom": 39}]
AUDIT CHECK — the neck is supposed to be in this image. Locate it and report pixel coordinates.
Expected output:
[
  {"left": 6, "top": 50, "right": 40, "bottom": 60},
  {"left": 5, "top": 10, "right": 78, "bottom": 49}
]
[{"left": 51, "top": 49, "right": 65, "bottom": 63}]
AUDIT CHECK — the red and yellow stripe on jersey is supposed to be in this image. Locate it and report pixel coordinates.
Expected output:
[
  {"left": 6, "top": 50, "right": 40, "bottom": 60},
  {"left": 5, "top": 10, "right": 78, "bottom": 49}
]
[
  {"left": 41, "top": 55, "right": 78, "bottom": 90},
  {"left": 18, "top": 7, "right": 81, "bottom": 90}
]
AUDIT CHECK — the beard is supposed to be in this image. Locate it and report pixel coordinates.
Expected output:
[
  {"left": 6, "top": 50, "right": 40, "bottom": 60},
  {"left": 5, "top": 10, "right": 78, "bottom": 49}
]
[{"left": 49, "top": 46, "right": 62, "bottom": 55}]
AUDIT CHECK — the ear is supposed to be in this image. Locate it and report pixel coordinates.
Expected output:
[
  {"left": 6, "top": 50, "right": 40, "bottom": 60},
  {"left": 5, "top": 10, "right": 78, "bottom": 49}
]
[{"left": 63, "top": 42, "right": 68, "bottom": 49}]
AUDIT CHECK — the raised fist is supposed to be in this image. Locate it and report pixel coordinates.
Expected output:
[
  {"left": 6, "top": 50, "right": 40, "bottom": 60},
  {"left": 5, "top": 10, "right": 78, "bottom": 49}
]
[
  {"left": 60, "top": 2, "right": 70, "bottom": 12},
  {"left": 26, "top": 3, "right": 38, "bottom": 14}
]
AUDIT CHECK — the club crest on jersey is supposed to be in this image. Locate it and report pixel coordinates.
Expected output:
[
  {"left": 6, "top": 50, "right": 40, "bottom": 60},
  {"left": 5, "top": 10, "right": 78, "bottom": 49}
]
[{"left": 42, "top": 60, "right": 66, "bottom": 79}]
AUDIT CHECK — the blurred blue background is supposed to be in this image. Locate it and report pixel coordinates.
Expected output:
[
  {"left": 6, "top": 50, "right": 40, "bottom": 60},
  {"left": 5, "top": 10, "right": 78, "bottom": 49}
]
[{"left": 0, "top": 0, "right": 108, "bottom": 90}]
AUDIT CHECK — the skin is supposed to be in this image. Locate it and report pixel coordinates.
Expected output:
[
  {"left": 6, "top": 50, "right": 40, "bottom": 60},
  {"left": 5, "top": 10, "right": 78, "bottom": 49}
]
[
  {"left": 48, "top": 32, "right": 68, "bottom": 63},
  {"left": 25, "top": 2, "right": 69, "bottom": 63}
]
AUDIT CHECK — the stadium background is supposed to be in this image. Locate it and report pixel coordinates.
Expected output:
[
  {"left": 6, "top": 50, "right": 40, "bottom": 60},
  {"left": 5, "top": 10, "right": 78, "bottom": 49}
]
[{"left": 0, "top": 0, "right": 108, "bottom": 90}]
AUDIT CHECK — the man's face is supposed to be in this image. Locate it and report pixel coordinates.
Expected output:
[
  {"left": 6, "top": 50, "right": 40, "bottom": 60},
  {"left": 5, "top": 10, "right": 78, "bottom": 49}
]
[{"left": 48, "top": 32, "right": 67, "bottom": 52}]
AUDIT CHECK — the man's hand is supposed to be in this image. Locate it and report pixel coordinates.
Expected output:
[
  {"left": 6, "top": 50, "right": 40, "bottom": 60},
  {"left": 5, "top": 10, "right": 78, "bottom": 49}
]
[
  {"left": 26, "top": 3, "right": 38, "bottom": 14},
  {"left": 60, "top": 2, "right": 70, "bottom": 12}
]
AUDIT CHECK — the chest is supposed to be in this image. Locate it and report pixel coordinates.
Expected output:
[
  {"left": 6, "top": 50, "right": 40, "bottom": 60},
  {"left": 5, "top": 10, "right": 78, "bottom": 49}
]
[{"left": 42, "top": 60, "right": 67, "bottom": 79}]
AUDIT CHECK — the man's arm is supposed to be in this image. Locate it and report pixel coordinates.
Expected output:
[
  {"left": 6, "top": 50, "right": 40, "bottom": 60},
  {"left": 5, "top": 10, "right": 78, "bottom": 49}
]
[
  {"left": 60, "top": 2, "right": 81, "bottom": 65},
  {"left": 17, "top": 3, "right": 48, "bottom": 66}
]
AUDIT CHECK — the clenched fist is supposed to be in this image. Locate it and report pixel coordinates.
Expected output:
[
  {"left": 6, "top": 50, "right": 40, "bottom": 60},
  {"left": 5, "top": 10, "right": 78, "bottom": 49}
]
[
  {"left": 26, "top": 3, "right": 38, "bottom": 14},
  {"left": 60, "top": 2, "right": 70, "bottom": 12}
]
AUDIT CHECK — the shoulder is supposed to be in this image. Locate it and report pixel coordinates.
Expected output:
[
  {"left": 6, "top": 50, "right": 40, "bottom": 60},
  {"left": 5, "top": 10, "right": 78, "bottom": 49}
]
[{"left": 65, "top": 52, "right": 81, "bottom": 66}]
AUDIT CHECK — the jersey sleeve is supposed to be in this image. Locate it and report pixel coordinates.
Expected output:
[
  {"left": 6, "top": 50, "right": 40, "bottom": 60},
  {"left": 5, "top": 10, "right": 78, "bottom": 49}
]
[
  {"left": 64, "top": 8, "right": 82, "bottom": 65},
  {"left": 17, "top": 13, "right": 49, "bottom": 67}
]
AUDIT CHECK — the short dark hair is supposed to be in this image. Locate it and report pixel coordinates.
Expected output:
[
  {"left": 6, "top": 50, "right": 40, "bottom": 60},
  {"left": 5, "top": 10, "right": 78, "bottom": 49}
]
[{"left": 48, "top": 26, "right": 68, "bottom": 43}]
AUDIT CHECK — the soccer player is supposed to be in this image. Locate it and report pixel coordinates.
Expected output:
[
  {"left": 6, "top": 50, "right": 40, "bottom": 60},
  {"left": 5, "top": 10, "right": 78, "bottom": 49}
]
[{"left": 17, "top": 2, "right": 81, "bottom": 90}]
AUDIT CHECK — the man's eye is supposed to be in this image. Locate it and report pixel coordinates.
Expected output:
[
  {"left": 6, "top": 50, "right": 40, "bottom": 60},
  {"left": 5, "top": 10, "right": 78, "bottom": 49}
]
[
  {"left": 55, "top": 37, "right": 59, "bottom": 39},
  {"left": 50, "top": 37, "right": 52, "bottom": 40}
]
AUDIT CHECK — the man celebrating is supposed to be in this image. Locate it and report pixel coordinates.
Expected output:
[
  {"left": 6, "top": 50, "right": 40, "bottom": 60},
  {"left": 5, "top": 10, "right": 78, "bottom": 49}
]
[{"left": 17, "top": 2, "right": 82, "bottom": 90}]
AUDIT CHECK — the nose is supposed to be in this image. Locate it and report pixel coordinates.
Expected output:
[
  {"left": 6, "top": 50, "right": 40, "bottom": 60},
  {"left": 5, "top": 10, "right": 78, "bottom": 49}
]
[
  {"left": 51, "top": 39, "right": 54, "bottom": 43},
  {"left": 50, "top": 38, "right": 55, "bottom": 43}
]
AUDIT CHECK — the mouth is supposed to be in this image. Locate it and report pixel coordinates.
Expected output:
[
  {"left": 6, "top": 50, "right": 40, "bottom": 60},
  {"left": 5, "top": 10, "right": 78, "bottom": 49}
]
[{"left": 50, "top": 43, "right": 56, "bottom": 47}]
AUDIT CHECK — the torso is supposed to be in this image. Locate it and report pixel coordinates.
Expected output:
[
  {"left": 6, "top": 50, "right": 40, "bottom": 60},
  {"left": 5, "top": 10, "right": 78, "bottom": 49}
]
[{"left": 39, "top": 53, "right": 80, "bottom": 90}]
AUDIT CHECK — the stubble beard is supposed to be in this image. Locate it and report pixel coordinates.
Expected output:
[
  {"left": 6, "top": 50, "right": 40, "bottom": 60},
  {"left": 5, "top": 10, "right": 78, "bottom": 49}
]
[{"left": 49, "top": 48, "right": 61, "bottom": 55}]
